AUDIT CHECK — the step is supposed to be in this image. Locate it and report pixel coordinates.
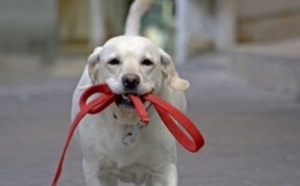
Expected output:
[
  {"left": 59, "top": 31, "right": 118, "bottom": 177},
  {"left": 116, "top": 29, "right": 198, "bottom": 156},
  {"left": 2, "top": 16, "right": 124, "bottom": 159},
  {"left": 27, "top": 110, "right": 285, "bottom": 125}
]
[{"left": 229, "top": 39, "right": 300, "bottom": 99}]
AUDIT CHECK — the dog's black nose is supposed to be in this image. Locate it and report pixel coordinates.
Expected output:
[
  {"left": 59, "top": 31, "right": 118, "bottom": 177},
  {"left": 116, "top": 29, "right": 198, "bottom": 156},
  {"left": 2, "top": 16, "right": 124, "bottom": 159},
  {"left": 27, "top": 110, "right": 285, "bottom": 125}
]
[{"left": 122, "top": 73, "right": 140, "bottom": 89}]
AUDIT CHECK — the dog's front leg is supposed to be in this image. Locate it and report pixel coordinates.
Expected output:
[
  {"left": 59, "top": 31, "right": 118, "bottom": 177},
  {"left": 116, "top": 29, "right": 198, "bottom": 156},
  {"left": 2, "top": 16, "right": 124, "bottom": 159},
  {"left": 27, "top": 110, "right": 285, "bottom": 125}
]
[
  {"left": 146, "top": 163, "right": 178, "bottom": 186},
  {"left": 82, "top": 159, "right": 118, "bottom": 186}
]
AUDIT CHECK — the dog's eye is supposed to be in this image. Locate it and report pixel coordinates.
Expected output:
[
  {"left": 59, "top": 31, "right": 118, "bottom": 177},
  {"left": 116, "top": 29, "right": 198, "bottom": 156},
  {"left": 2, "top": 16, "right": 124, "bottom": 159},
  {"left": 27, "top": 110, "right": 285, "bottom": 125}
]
[
  {"left": 107, "top": 58, "right": 121, "bottom": 65},
  {"left": 141, "top": 59, "right": 154, "bottom": 66}
]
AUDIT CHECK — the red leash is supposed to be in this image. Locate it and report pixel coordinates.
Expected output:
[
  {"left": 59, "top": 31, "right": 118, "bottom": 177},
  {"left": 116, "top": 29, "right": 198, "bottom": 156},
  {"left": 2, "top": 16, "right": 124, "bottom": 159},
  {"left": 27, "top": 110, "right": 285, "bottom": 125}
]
[{"left": 52, "top": 84, "right": 204, "bottom": 186}]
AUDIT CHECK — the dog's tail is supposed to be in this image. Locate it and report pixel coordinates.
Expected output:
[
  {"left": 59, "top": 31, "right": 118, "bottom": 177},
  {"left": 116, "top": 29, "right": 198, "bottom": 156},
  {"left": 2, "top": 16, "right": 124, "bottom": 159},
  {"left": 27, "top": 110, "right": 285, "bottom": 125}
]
[{"left": 124, "top": 0, "right": 155, "bottom": 35}]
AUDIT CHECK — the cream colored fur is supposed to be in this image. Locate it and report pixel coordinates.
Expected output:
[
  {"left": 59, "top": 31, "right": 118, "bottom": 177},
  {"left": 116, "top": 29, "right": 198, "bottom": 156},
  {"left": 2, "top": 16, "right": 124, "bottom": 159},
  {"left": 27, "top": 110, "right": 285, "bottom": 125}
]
[{"left": 72, "top": 0, "right": 189, "bottom": 185}]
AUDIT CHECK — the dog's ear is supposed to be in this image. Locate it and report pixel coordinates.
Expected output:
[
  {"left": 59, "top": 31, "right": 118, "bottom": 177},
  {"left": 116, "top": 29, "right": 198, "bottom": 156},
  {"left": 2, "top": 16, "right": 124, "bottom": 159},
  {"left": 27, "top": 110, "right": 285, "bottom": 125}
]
[
  {"left": 160, "top": 49, "right": 190, "bottom": 90},
  {"left": 87, "top": 47, "right": 102, "bottom": 84}
]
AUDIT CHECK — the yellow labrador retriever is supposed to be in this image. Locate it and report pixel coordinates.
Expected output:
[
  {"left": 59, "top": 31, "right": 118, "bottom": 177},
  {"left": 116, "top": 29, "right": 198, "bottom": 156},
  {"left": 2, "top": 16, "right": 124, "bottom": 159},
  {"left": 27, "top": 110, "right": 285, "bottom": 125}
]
[{"left": 72, "top": 0, "right": 189, "bottom": 185}]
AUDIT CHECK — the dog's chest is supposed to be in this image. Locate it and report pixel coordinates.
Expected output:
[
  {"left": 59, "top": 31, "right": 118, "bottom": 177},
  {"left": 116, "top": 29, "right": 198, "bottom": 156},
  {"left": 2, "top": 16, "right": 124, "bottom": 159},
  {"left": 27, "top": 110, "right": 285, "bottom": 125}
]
[
  {"left": 102, "top": 131, "right": 153, "bottom": 184},
  {"left": 106, "top": 143, "right": 144, "bottom": 166},
  {"left": 101, "top": 115, "right": 172, "bottom": 167},
  {"left": 104, "top": 126, "right": 148, "bottom": 166},
  {"left": 104, "top": 163, "right": 151, "bottom": 184}
]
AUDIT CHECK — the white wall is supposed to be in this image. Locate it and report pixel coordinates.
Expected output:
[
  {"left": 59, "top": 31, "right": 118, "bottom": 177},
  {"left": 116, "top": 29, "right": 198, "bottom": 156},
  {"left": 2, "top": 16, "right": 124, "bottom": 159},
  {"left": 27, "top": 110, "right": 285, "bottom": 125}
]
[
  {"left": 0, "top": 0, "right": 57, "bottom": 53},
  {"left": 175, "top": 0, "right": 236, "bottom": 64}
]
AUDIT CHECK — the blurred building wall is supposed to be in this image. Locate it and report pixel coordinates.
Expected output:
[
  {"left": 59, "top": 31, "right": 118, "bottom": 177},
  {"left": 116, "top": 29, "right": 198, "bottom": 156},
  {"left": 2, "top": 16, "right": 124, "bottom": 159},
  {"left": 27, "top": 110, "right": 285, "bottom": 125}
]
[
  {"left": 175, "top": 0, "right": 237, "bottom": 63},
  {"left": 59, "top": 0, "right": 90, "bottom": 54},
  {"left": 175, "top": 0, "right": 300, "bottom": 63},
  {"left": 59, "top": 0, "right": 90, "bottom": 45},
  {"left": 0, "top": 0, "right": 57, "bottom": 55},
  {"left": 59, "top": 0, "right": 129, "bottom": 54},
  {"left": 238, "top": 0, "right": 300, "bottom": 42},
  {"left": 1, "top": 0, "right": 300, "bottom": 57}
]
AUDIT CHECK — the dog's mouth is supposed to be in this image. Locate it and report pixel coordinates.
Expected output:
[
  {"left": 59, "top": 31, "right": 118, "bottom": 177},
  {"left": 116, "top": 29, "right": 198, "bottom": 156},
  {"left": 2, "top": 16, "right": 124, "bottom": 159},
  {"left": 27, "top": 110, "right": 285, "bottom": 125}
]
[{"left": 115, "top": 94, "right": 145, "bottom": 109}]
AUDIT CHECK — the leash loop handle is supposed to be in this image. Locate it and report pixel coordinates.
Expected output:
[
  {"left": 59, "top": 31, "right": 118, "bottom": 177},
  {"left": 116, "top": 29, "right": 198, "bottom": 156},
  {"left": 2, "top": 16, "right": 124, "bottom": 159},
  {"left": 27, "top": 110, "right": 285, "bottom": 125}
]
[
  {"left": 143, "top": 94, "right": 205, "bottom": 152},
  {"left": 52, "top": 85, "right": 118, "bottom": 186},
  {"left": 79, "top": 84, "right": 113, "bottom": 114}
]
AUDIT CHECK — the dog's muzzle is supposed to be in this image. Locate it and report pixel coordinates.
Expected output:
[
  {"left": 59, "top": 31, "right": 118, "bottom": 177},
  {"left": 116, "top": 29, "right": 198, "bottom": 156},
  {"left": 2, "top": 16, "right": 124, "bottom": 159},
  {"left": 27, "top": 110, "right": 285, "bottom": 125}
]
[
  {"left": 115, "top": 73, "right": 143, "bottom": 108},
  {"left": 115, "top": 93, "right": 147, "bottom": 108},
  {"left": 116, "top": 94, "right": 134, "bottom": 108}
]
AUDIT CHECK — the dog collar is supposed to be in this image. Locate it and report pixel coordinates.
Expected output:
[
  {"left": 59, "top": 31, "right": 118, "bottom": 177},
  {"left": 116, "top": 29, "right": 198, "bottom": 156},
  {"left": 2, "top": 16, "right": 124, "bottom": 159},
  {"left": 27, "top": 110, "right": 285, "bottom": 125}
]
[{"left": 52, "top": 83, "right": 205, "bottom": 186}]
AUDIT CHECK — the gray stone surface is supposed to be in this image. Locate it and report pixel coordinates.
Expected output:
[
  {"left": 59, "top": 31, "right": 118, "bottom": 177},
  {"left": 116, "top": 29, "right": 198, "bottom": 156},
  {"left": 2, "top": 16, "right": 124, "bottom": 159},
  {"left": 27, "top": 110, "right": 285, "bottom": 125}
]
[
  {"left": 0, "top": 53, "right": 300, "bottom": 186},
  {"left": 230, "top": 40, "right": 300, "bottom": 99}
]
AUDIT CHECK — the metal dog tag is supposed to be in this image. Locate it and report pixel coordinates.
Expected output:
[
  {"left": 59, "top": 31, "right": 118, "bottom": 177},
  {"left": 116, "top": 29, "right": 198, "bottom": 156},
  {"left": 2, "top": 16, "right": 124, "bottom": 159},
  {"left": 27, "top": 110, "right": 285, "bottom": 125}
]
[{"left": 122, "top": 121, "right": 146, "bottom": 145}]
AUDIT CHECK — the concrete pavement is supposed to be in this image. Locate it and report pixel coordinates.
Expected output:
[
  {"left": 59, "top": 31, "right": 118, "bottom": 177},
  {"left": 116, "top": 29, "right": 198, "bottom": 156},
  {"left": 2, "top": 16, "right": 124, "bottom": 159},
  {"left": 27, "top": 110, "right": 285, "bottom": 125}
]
[{"left": 0, "top": 53, "right": 299, "bottom": 186}]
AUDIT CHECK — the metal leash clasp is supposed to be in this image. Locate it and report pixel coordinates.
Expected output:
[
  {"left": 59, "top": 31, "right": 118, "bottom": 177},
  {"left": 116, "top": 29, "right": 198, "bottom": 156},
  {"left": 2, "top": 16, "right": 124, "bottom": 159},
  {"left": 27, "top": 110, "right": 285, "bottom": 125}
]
[{"left": 122, "top": 121, "right": 146, "bottom": 145}]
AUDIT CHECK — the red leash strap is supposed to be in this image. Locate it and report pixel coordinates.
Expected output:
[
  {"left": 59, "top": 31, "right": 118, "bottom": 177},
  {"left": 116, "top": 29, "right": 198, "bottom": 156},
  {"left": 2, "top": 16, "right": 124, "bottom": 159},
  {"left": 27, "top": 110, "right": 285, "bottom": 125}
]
[
  {"left": 79, "top": 84, "right": 115, "bottom": 114},
  {"left": 52, "top": 84, "right": 148, "bottom": 186},
  {"left": 143, "top": 94, "right": 204, "bottom": 152},
  {"left": 128, "top": 94, "right": 149, "bottom": 124},
  {"left": 51, "top": 88, "right": 119, "bottom": 186},
  {"left": 52, "top": 84, "right": 204, "bottom": 186}
]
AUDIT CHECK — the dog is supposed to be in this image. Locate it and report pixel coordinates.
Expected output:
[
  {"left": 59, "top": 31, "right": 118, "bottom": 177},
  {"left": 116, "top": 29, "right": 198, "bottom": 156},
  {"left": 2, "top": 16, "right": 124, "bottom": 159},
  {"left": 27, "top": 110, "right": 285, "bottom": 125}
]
[{"left": 71, "top": 0, "right": 190, "bottom": 185}]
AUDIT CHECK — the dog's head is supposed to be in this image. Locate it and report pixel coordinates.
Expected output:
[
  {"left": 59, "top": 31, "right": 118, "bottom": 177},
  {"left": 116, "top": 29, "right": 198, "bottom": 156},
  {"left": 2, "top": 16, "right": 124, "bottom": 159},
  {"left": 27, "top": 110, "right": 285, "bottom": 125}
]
[{"left": 87, "top": 36, "right": 189, "bottom": 109}]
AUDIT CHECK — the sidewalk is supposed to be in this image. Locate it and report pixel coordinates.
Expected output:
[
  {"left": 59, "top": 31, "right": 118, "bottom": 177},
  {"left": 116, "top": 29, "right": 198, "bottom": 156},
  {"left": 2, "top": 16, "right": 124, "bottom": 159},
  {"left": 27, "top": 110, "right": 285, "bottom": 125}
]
[
  {"left": 0, "top": 53, "right": 299, "bottom": 186},
  {"left": 230, "top": 39, "right": 300, "bottom": 98}
]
